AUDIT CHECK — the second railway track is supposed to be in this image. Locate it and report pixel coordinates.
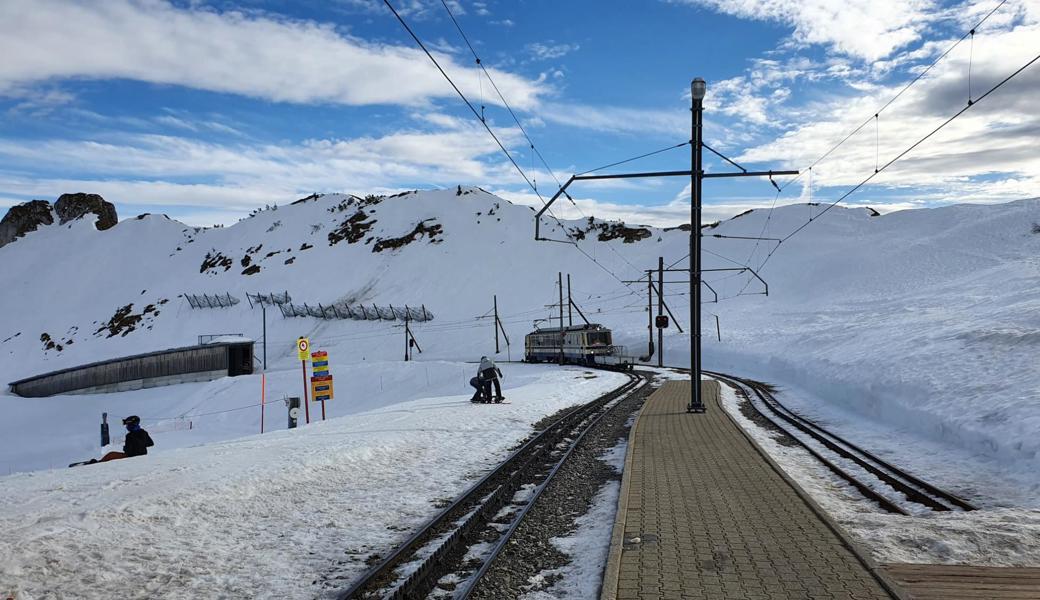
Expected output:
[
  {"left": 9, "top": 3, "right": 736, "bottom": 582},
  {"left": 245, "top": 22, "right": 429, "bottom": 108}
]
[
  {"left": 335, "top": 370, "right": 650, "bottom": 600},
  {"left": 706, "top": 369, "right": 977, "bottom": 516}
]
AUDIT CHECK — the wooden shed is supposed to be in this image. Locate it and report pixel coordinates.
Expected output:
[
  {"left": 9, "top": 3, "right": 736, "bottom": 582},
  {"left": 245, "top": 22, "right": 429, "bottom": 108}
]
[{"left": 8, "top": 341, "right": 254, "bottom": 398}]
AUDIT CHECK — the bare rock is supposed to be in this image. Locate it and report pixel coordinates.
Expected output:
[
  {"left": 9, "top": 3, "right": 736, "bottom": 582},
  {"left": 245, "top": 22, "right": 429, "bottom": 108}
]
[
  {"left": 55, "top": 193, "right": 118, "bottom": 230},
  {"left": 0, "top": 200, "right": 54, "bottom": 248}
]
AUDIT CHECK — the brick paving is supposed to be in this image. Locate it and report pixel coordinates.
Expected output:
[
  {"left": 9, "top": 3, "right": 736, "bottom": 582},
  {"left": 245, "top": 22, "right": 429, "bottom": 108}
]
[{"left": 603, "top": 380, "right": 895, "bottom": 600}]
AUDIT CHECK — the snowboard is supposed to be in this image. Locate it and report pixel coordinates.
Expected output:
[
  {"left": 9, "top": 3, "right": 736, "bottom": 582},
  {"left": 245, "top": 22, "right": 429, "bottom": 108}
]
[{"left": 68, "top": 459, "right": 98, "bottom": 468}]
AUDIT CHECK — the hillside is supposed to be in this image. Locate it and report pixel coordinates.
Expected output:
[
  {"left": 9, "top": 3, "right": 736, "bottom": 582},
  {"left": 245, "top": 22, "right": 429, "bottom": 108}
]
[{"left": 1, "top": 189, "right": 1039, "bottom": 497}]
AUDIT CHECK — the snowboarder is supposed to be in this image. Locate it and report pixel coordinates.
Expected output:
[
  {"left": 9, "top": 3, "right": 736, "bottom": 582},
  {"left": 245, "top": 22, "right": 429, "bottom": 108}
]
[
  {"left": 478, "top": 356, "right": 504, "bottom": 403},
  {"left": 70, "top": 415, "right": 154, "bottom": 466},
  {"left": 469, "top": 373, "right": 486, "bottom": 403}
]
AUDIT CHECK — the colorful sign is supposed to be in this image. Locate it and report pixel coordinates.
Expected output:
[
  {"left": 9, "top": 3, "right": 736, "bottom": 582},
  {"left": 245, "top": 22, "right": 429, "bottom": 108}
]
[
  {"left": 297, "top": 337, "right": 310, "bottom": 361},
  {"left": 309, "top": 350, "right": 333, "bottom": 402}
]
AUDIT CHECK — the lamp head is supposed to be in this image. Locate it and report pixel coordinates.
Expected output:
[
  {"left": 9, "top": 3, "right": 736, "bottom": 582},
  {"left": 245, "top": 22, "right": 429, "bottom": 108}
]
[{"left": 691, "top": 78, "right": 707, "bottom": 100}]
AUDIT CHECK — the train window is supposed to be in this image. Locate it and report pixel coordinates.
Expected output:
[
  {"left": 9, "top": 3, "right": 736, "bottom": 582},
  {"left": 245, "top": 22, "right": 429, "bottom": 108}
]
[{"left": 588, "top": 332, "right": 611, "bottom": 345}]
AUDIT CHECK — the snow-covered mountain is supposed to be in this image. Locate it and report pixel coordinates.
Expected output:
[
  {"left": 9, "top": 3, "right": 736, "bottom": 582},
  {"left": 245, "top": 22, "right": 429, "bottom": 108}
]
[{"left": 2, "top": 188, "right": 1038, "bottom": 491}]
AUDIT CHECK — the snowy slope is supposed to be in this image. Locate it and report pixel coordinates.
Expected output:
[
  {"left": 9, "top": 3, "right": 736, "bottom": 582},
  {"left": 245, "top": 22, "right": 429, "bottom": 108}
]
[{"left": 1, "top": 189, "right": 1039, "bottom": 499}]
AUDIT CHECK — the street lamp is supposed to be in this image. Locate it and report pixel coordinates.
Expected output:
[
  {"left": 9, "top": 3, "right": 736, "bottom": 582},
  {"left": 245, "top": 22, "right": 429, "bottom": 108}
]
[{"left": 688, "top": 78, "right": 706, "bottom": 413}]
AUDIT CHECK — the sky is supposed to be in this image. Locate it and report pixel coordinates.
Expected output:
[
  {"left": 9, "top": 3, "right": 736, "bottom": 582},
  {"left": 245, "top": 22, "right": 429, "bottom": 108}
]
[{"left": 0, "top": 0, "right": 1037, "bottom": 227}]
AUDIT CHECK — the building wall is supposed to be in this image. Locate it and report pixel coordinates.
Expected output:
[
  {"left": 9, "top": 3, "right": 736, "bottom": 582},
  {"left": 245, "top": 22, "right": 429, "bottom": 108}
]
[{"left": 9, "top": 343, "right": 252, "bottom": 397}]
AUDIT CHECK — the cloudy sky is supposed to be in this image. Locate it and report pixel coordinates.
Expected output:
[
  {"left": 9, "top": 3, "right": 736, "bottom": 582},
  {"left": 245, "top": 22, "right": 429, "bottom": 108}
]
[{"left": 0, "top": 0, "right": 1037, "bottom": 226}]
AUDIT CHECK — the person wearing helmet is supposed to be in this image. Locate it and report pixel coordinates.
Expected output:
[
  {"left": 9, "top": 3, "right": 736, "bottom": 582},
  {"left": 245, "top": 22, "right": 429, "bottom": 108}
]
[
  {"left": 70, "top": 416, "right": 155, "bottom": 466},
  {"left": 97, "top": 416, "right": 154, "bottom": 462},
  {"left": 477, "top": 356, "right": 504, "bottom": 403}
]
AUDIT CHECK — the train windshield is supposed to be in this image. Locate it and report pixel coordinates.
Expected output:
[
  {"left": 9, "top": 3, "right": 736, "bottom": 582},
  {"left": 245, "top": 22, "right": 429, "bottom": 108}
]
[{"left": 587, "top": 332, "right": 611, "bottom": 346}]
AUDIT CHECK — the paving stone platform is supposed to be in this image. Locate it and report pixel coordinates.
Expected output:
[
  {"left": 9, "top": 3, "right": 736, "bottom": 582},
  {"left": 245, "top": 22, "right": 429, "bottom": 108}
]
[{"left": 601, "top": 379, "right": 897, "bottom": 600}]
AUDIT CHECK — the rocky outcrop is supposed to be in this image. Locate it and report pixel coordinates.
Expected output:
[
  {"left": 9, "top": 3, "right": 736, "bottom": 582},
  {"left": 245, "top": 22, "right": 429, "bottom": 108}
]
[
  {"left": 0, "top": 200, "right": 54, "bottom": 248},
  {"left": 55, "top": 193, "right": 118, "bottom": 230}
]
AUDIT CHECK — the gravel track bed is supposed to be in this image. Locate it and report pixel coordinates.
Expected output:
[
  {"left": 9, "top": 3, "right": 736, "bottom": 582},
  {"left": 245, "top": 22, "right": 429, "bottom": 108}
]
[{"left": 466, "top": 371, "right": 656, "bottom": 599}]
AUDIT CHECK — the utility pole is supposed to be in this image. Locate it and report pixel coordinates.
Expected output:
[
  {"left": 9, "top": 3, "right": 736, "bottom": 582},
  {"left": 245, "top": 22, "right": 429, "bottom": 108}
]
[
  {"left": 532, "top": 77, "right": 794, "bottom": 413},
  {"left": 658, "top": 256, "right": 665, "bottom": 368},
  {"left": 647, "top": 272, "right": 654, "bottom": 359},
  {"left": 261, "top": 302, "right": 267, "bottom": 371},
  {"left": 690, "top": 77, "right": 705, "bottom": 412},
  {"left": 567, "top": 274, "right": 573, "bottom": 327},
  {"left": 494, "top": 295, "right": 500, "bottom": 354},
  {"left": 558, "top": 272, "right": 565, "bottom": 365}
]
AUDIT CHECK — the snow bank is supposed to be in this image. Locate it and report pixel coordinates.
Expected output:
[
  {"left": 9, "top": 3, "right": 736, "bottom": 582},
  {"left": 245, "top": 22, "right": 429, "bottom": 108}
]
[{"left": 0, "top": 365, "right": 627, "bottom": 599}]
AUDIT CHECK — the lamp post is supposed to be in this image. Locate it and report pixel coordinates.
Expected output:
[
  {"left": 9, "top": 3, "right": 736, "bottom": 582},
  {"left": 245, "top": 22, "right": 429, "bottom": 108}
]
[{"left": 689, "top": 78, "right": 706, "bottom": 413}]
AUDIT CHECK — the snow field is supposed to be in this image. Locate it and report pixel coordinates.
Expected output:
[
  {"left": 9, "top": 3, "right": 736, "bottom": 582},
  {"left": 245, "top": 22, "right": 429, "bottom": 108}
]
[
  {"left": 0, "top": 364, "right": 628, "bottom": 600},
  {"left": 717, "top": 380, "right": 1040, "bottom": 566}
]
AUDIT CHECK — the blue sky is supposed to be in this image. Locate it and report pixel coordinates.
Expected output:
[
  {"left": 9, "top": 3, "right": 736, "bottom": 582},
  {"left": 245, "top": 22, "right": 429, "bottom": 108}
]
[{"left": 0, "top": 0, "right": 1037, "bottom": 226}]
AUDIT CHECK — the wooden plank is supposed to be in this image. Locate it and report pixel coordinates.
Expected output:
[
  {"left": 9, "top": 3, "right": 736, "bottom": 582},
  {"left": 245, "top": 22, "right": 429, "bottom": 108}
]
[{"left": 883, "top": 564, "right": 1040, "bottom": 600}]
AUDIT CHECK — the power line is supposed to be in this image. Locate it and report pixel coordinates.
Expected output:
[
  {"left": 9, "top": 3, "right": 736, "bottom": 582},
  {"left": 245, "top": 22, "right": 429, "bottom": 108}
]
[
  {"left": 758, "top": 48, "right": 1040, "bottom": 271},
  {"left": 381, "top": 0, "right": 567, "bottom": 230},
  {"left": 776, "top": 0, "right": 1009, "bottom": 194},
  {"left": 576, "top": 141, "right": 691, "bottom": 176},
  {"left": 430, "top": 0, "right": 645, "bottom": 286}
]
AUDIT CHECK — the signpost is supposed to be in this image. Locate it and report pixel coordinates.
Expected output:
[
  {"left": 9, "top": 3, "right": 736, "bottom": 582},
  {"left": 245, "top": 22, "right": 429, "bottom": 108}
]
[
  {"left": 310, "top": 349, "right": 333, "bottom": 421},
  {"left": 297, "top": 337, "right": 311, "bottom": 424}
]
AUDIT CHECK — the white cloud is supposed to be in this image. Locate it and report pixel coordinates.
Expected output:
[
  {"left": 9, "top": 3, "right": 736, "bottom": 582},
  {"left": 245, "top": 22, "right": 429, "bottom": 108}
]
[
  {"left": 669, "top": 0, "right": 938, "bottom": 61},
  {"left": 0, "top": 110, "right": 536, "bottom": 220},
  {"left": 526, "top": 41, "right": 580, "bottom": 61},
  {"left": 736, "top": 23, "right": 1040, "bottom": 203},
  {"left": 539, "top": 102, "right": 687, "bottom": 137},
  {"left": 0, "top": 0, "right": 546, "bottom": 109}
]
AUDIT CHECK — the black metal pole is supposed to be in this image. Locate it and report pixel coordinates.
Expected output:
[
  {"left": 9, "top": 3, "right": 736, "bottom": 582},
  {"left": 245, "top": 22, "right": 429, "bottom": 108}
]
[
  {"left": 647, "top": 272, "right": 653, "bottom": 358},
  {"left": 494, "top": 295, "right": 500, "bottom": 354},
  {"left": 567, "top": 274, "right": 573, "bottom": 327},
  {"left": 558, "top": 272, "right": 564, "bottom": 365},
  {"left": 658, "top": 256, "right": 664, "bottom": 368},
  {"left": 405, "top": 316, "right": 410, "bottom": 361},
  {"left": 690, "top": 78, "right": 706, "bottom": 413}
]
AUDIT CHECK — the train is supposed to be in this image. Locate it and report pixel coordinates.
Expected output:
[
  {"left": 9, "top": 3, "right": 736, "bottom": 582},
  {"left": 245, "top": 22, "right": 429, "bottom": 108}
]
[{"left": 524, "top": 323, "right": 636, "bottom": 370}]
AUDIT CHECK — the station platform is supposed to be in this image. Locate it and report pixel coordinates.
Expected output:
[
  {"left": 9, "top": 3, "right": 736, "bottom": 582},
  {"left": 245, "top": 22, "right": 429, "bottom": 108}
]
[{"left": 601, "top": 379, "right": 896, "bottom": 600}]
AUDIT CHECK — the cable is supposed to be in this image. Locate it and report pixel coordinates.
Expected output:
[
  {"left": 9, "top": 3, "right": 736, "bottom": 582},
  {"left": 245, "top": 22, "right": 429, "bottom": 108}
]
[
  {"left": 759, "top": 49, "right": 1040, "bottom": 270},
  {"left": 776, "top": 0, "right": 1008, "bottom": 194},
  {"left": 382, "top": 0, "right": 568, "bottom": 232},
  {"left": 432, "top": 0, "right": 646, "bottom": 285},
  {"left": 575, "top": 141, "right": 691, "bottom": 176}
]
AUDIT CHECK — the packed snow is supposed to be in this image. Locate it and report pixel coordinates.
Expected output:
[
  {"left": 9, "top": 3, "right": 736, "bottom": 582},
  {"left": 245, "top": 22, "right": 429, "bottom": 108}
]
[{"left": 0, "top": 364, "right": 627, "bottom": 599}]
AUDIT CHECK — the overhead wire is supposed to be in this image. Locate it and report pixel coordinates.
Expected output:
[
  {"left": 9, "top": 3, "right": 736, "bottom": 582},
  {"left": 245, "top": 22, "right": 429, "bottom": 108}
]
[
  {"left": 731, "top": 0, "right": 1015, "bottom": 293},
  {"left": 430, "top": 0, "right": 649, "bottom": 286},
  {"left": 757, "top": 48, "right": 1040, "bottom": 271}
]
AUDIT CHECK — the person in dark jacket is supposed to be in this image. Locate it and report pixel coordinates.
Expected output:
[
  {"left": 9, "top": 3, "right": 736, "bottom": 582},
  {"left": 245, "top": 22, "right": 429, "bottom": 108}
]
[
  {"left": 477, "top": 356, "right": 504, "bottom": 403},
  {"left": 98, "top": 415, "right": 154, "bottom": 462}
]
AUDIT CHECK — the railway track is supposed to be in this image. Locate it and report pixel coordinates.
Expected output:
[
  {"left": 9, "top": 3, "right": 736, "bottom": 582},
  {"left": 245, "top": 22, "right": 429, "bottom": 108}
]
[
  {"left": 335, "top": 371, "right": 649, "bottom": 600},
  {"left": 706, "top": 370, "right": 977, "bottom": 516}
]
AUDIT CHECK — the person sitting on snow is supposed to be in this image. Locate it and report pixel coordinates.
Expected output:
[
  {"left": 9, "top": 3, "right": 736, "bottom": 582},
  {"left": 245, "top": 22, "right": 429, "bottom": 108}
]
[
  {"left": 98, "top": 415, "right": 154, "bottom": 462},
  {"left": 478, "top": 356, "right": 504, "bottom": 403}
]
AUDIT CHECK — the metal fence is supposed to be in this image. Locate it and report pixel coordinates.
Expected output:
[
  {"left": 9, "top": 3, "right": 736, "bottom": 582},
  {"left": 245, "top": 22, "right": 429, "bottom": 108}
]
[
  {"left": 278, "top": 303, "right": 433, "bottom": 322},
  {"left": 184, "top": 292, "right": 240, "bottom": 309},
  {"left": 246, "top": 291, "right": 291, "bottom": 307}
]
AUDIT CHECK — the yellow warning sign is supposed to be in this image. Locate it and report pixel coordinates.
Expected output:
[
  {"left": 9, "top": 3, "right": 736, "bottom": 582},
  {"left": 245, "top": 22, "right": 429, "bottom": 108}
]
[{"left": 297, "top": 337, "right": 310, "bottom": 361}]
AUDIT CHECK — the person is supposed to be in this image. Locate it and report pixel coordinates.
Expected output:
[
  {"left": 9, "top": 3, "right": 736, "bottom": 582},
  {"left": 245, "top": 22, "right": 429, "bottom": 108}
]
[
  {"left": 469, "top": 373, "right": 486, "bottom": 403},
  {"left": 478, "top": 356, "right": 504, "bottom": 403},
  {"left": 98, "top": 415, "right": 154, "bottom": 462}
]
